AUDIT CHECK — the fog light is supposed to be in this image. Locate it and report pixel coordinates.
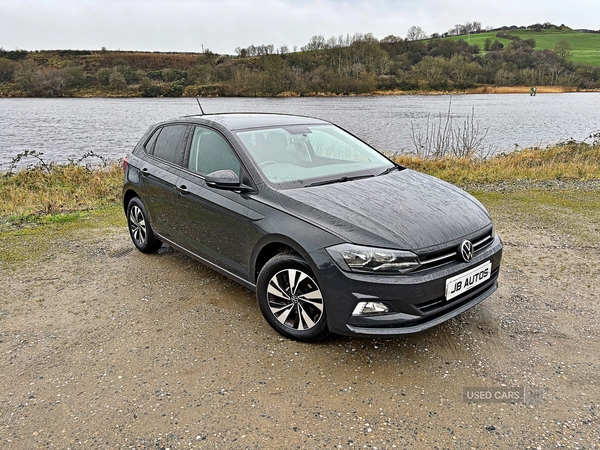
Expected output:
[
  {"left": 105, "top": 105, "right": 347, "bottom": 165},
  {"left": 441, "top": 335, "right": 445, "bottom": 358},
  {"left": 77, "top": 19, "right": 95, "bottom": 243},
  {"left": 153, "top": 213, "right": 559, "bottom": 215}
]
[{"left": 352, "top": 301, "right": 389, "bottom": 316}]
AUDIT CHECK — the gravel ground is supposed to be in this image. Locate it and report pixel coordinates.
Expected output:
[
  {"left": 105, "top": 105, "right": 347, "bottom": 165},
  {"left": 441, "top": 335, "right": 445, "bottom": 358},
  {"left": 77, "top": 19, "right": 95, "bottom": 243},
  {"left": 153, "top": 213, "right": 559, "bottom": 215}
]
[{"left": 1, "top": 198, "right": 599, "bottom": 449}]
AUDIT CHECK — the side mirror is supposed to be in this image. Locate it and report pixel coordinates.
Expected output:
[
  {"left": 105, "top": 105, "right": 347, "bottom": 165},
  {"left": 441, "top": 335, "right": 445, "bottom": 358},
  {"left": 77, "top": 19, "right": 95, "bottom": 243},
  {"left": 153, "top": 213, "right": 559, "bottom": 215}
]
[{"left": 205, "top": 170, "right": 253, "bottom": 192}]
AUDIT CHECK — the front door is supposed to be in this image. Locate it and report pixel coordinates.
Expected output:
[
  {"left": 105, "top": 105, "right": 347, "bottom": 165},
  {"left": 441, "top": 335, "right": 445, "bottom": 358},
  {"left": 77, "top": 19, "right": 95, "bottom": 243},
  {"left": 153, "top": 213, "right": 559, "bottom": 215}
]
[{"left": 176, "top": 126, "right": 255, "bottom": 279}]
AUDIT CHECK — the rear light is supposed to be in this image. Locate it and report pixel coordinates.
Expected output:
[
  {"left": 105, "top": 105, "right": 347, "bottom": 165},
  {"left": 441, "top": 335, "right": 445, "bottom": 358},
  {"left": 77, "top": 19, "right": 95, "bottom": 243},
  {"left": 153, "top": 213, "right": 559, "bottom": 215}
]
[{"left": 123, "top": 156, "right": 129, "bottom": 172}]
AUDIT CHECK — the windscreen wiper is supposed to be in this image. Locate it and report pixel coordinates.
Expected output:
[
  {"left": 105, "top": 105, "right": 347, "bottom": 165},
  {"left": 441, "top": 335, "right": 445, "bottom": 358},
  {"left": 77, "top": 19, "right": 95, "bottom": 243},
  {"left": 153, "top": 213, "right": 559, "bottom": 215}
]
[
  {"left": 305, "top": 173, "right": 374, "bottom": 188},
  {"left": 377, "top": 165, "right": 399, "bottom": 176}
]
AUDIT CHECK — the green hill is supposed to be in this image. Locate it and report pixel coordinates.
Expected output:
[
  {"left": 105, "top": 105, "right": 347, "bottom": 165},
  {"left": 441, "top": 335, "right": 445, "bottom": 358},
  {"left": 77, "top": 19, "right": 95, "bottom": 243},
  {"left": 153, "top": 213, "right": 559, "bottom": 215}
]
[{"left": 447, "top": 27, "right": 600, "bottom": 66}]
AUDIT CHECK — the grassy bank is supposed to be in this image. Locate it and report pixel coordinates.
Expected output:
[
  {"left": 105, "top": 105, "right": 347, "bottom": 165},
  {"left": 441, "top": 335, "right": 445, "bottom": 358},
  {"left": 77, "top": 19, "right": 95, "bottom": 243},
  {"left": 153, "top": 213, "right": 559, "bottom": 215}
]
[
  {"left": 0, "top": 163, "right": 123, "bottom": 228},
  {"left": 1, "top": 141, "right": 599, "bottom": 231},
  {"left": 367, "top": 85, "right": 594, "bottom": 96},
  {"left": 393, "top": 140, "right": 600, "bottom": 184}
]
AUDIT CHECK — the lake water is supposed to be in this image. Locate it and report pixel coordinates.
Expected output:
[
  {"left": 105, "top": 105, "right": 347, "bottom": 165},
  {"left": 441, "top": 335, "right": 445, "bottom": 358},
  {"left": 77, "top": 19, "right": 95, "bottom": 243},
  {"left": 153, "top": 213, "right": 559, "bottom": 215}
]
[{"left": 1, "top": 93, "right": 599, "bottom": 170}]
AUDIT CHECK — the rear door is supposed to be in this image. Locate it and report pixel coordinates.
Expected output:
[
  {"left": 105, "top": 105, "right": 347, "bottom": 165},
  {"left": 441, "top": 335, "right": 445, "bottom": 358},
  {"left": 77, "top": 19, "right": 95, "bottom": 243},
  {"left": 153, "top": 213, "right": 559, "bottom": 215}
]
[{"left": 137, "top": 124, "right": 190, "bottom": 241}]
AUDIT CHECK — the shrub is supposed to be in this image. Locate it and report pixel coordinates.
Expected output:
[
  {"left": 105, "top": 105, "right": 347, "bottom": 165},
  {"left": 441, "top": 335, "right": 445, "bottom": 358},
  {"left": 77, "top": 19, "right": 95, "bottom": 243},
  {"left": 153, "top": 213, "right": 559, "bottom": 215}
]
[
  {"left": 182, "top": 83, "right": 224, "bottom": 97},
  {"left": 62, "top": 66, "right": 88, "bottom": 88},
  {"left": 490, "top": 40, "right": 504, "bottom": 51},
  {"left": 146, "top": 70, "right": 163, "bottom": 80},
  {"left": 0, "top": 49, "right": 28, "bottom": 60},
  {"left": 141, "top": 83, "right": 163, "bottom": 97},
  {"left": 164, "top": 81, "right": 184, "bottom": 97},
  {"left": 114, "top": 65, "right": 139, "bottom": 84},
  {"left": 0, "top": 58, "right": 18, "bottom": 82},
  {"left": 96, "top": 67, "right": 112, "bottom": 86},
  {"left": 108, "top": 72, "right": 127, "bottom": 91},
  {"left": 162, "top": 68, "right": 187, "bottom": 82},
  {"left": 15, "top": 65, "right": 68, "bottom": 97}
]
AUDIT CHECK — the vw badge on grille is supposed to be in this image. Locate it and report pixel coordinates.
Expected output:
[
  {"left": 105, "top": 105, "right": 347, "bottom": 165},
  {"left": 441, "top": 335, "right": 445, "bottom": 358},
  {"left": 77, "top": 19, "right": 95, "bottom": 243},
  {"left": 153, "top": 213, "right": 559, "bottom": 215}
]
[{"left": 460, "top": 240, "right": 474, "bottom": 262}]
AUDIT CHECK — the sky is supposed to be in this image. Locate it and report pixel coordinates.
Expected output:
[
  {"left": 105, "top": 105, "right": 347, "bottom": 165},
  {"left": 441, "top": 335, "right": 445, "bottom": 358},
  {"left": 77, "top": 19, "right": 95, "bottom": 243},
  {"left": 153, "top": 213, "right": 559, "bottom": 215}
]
[{"left": 1, "top": 0, "right": 598, "bottom": 55}]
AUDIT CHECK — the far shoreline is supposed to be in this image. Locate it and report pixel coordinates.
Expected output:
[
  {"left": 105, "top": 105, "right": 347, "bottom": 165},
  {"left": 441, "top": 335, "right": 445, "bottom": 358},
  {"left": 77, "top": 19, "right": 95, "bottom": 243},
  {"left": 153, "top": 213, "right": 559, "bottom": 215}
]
[
  {"left": 2, "top": 85, "right": 600, "bottom": 99},
  {"left": 276, "top": 86, "right": 600, "bottom": 97}
]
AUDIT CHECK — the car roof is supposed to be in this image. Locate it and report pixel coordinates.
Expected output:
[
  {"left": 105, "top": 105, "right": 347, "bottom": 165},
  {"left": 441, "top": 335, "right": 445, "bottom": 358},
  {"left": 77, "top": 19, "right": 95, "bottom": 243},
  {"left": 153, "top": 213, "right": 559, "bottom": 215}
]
[{"left": 178, "top": 113, "right": 330, "bottom": 131}]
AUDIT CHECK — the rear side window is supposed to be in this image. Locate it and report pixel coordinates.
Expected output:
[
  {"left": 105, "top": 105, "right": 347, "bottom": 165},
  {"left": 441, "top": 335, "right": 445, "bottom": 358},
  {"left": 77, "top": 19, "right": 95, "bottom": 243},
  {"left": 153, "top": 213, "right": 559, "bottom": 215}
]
[
  {"left": 144, "top": 129, "right": 160, "bottom": 154},
  {"left": 147, "top": 125, "right": 188, "bottom": 165},
  {"left": 188, "top": 127, "right": 241, "bottom": 176}
]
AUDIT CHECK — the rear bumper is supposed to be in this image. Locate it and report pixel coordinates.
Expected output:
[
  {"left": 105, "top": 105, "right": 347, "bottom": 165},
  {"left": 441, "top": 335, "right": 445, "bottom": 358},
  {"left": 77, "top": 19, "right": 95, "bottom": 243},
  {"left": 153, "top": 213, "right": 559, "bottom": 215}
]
[{"left": 310, "top": 235, "right": 503, "bottom": 337}]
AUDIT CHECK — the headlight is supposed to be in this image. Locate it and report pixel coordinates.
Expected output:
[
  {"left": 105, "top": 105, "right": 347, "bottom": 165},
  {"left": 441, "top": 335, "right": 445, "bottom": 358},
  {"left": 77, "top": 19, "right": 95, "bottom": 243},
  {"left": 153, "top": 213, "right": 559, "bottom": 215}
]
[{"left": 326, "top": 243, "right": 420, "bottom": 274}]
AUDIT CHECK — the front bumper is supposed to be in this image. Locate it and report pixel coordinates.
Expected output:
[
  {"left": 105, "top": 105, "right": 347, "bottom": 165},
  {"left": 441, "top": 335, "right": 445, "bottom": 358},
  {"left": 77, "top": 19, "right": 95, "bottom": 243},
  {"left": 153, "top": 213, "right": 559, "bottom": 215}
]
[{"left": 310, "top": 235, "right": 503, "bottom": 337}]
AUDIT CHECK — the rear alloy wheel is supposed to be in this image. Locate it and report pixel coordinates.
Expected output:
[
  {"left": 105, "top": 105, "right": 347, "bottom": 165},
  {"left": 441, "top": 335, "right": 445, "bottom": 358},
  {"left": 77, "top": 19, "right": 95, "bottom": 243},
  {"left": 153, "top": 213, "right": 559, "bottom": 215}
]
[
  {"left": 257, "top": 252, "right": 329, "bottom": 342},
  {"left": 126, "top": 197, "right": 162, "bottom": 253}
]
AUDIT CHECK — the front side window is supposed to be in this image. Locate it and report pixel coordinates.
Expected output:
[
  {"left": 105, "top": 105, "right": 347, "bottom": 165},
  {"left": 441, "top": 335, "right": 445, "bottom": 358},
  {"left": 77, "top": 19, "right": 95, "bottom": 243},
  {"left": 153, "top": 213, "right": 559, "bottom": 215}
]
[
  {"left": 188, "top": 127, "right": 241, "bottom": 176},
  {"left": 150, "top": 124, "right": 188, "bottom": 165}
]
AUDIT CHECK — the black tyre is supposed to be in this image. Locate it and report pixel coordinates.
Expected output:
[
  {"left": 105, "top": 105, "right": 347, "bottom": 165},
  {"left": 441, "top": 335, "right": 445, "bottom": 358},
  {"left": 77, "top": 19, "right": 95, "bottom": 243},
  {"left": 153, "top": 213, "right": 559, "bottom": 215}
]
[
  {"left": 126, "top": 197, "right": 162, "bottom": 253},
  {"left": 257, "top": 252, "right": 329, "bottom": 342}
]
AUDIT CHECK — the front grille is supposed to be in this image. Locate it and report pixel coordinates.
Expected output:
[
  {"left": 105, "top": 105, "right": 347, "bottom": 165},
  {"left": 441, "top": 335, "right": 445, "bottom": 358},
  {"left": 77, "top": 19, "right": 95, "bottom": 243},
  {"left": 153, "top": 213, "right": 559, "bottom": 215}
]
[
  {"left": 415, "top": 228, "right": 494, "bottom": 272},
  {"left": 415, "top": 267, "right": 500, "bottom": 314}
]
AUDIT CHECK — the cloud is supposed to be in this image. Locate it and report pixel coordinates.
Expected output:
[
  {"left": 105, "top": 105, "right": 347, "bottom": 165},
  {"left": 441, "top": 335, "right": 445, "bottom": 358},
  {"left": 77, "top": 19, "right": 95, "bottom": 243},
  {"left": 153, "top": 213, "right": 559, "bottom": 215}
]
[{"left": 1, "top": 0, "right": 598, "bottom": 54}]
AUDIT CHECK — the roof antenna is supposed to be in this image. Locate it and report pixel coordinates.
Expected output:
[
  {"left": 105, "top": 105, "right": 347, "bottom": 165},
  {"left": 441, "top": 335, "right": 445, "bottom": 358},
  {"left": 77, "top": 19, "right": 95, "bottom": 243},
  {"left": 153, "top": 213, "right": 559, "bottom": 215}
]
[{"left": 195, "top": 96, "right": 205, "bottom": 115}]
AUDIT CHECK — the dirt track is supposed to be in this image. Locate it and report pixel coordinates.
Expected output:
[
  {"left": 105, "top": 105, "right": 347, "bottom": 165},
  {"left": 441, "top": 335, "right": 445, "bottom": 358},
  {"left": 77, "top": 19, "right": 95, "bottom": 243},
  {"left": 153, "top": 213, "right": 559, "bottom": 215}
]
[{"left": 1, "top": 198, "right": 599, "bottom": 449}]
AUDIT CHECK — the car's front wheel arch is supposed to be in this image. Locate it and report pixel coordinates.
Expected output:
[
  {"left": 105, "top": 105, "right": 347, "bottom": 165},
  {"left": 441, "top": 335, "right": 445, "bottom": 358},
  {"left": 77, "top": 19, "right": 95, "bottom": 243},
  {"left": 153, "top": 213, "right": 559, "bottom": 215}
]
[
  {"left": 251, "top": 235, "right": 319, "bottom": 283},
  {"left": 253, "top": 242, "right": 300, "bottom": 282}
]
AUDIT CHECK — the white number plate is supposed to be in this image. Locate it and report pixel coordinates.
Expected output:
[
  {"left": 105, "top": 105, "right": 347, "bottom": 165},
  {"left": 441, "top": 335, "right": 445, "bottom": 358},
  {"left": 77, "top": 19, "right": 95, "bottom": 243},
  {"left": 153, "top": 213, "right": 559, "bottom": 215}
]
[{"left": 445, "top": 261, "right": 492, "bottom": 300}]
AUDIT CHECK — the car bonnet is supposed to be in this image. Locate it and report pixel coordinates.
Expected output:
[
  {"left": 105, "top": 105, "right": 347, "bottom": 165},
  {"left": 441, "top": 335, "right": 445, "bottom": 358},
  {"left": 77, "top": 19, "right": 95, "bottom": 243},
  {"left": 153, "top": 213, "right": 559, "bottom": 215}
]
[{"left": 276, "top": 169, "right": 492, "bottom": 252}]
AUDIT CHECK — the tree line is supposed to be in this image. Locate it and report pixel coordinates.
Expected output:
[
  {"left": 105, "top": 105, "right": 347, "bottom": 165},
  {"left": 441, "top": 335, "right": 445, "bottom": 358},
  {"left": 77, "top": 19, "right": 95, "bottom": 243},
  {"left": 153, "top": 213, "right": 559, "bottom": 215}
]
[{"left": 0, "top": 23, "right": 599, "bottom": 98}]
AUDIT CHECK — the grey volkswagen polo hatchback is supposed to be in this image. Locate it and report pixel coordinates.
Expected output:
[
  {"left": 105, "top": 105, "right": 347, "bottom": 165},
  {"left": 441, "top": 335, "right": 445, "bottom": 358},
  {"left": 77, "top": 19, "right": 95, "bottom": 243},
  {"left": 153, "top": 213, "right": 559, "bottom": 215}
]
[{"left": 123, "top": 113, "right": 502, "bottom": 342}]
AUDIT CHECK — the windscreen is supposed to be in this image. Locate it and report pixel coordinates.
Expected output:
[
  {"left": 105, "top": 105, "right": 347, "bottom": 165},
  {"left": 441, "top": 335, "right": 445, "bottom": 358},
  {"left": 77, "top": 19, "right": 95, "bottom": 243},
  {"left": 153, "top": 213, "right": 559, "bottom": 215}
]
[{"left": 235, "top": 124, "right": 393, "bottom": 189}]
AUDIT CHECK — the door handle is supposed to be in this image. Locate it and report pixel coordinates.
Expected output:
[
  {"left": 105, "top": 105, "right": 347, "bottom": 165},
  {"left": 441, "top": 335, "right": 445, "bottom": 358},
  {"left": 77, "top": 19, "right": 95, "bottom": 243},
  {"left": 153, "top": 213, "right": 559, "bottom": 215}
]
[
  {"left": 177, "top": 185, "right": 190, "bottom": 194},
  {"left": 141, "top": 168, "right": 149, "bottom": 176}
]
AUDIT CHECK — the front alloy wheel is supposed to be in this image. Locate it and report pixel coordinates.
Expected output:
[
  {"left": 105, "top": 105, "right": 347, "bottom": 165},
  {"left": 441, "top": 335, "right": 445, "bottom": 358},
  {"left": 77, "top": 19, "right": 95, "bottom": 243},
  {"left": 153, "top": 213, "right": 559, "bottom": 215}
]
[{"left": 257, "top": 252, "right": 329, "bottom": 341}]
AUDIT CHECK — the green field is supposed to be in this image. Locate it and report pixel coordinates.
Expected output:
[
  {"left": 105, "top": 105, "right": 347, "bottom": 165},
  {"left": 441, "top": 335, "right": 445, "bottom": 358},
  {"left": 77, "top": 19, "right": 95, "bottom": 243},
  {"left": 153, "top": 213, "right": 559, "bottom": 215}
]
[{"left": 448, "top": 28, "right": 600, "bottom": 66}]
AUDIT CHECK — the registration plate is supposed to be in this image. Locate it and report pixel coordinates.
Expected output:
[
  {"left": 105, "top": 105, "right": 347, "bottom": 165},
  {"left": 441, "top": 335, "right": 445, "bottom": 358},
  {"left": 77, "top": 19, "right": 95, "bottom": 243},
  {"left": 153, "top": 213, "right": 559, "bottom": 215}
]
[{"left": 445, "top": 261, "right": 492, "bottom": 300}]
